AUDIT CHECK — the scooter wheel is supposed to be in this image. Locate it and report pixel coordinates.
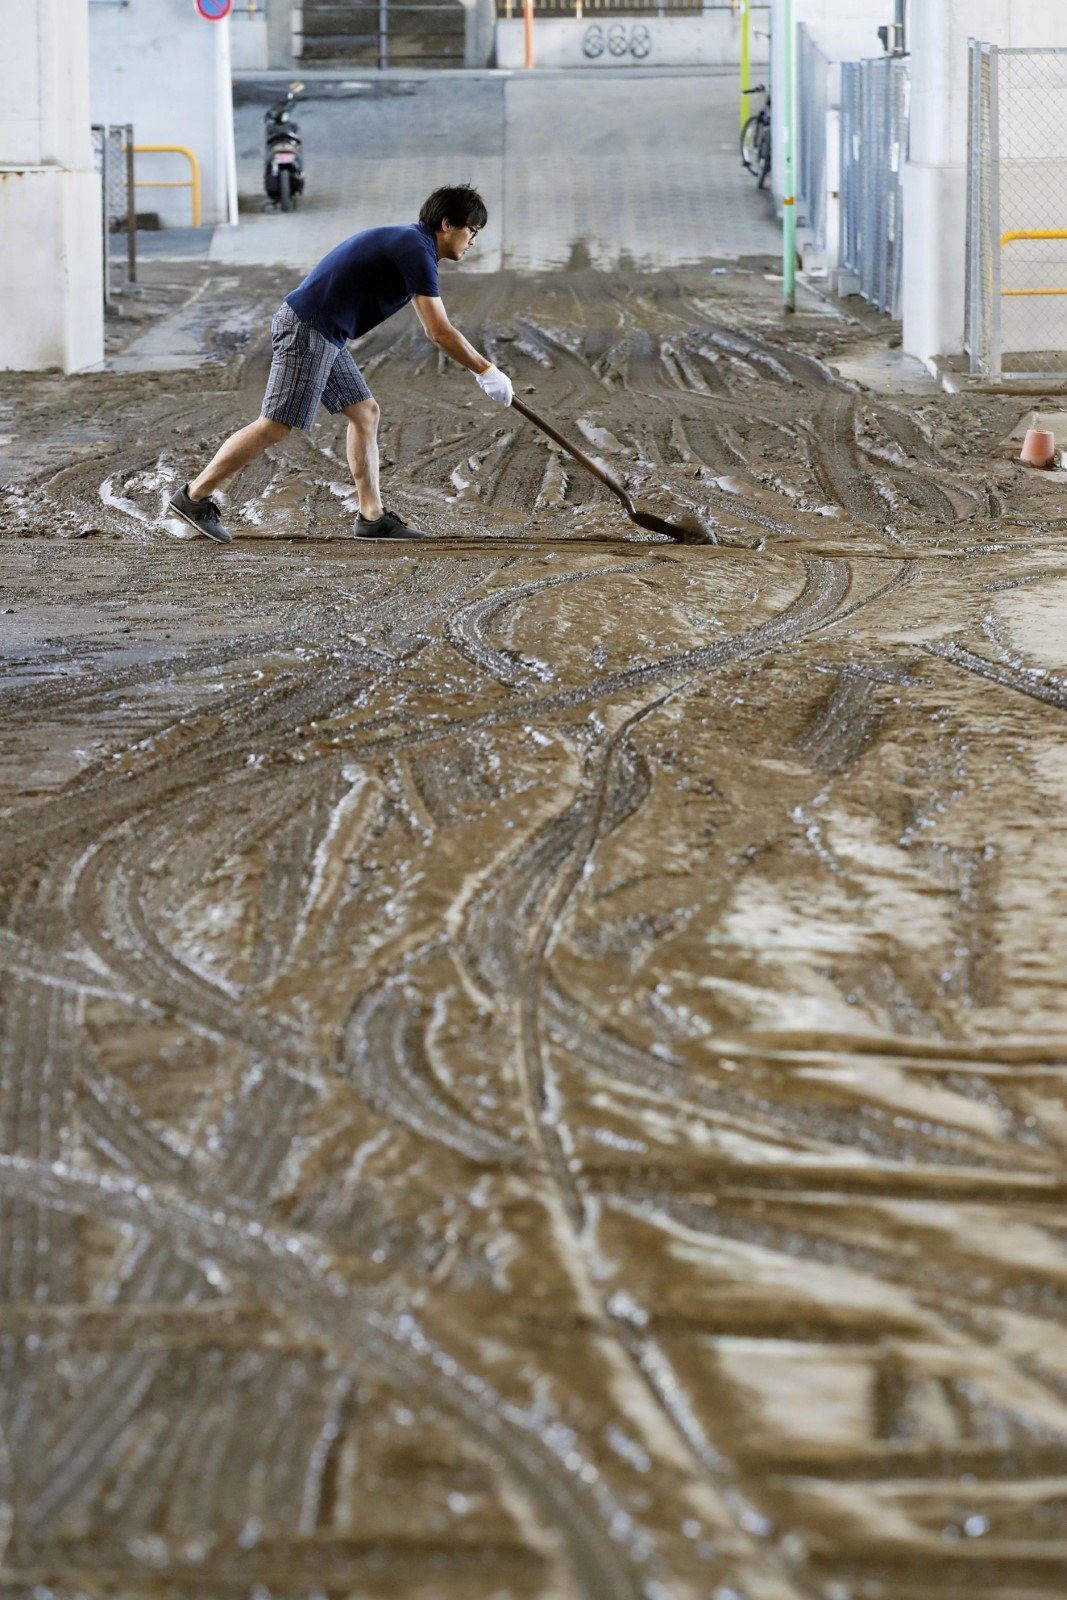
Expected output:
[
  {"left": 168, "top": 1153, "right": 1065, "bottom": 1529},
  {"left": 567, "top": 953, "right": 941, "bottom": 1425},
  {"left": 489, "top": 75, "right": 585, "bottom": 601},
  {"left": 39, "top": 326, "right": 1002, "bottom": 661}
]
[{"left": 279, "top": 168, "right": 293, "bottom": 213}]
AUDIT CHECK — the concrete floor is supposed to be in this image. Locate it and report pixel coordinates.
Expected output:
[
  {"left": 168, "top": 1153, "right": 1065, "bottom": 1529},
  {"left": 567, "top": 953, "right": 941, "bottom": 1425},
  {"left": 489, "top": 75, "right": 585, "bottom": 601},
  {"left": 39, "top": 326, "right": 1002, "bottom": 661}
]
[
  {"left": 24, "top": 58, "right": 1067, "bottom": 1600},
  {"left": 195, "top": 68, "right": 781, "bottom": 273}
]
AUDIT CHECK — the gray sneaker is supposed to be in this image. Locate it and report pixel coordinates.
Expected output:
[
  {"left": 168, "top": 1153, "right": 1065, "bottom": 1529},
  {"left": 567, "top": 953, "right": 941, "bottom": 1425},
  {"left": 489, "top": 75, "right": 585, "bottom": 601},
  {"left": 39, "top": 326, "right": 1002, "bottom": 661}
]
[
  {"left": 354, "top": 508, "right": 426, "bottom": 541},
  {"left": 168, "top": 483, "right": 231, "bottom": 544}
]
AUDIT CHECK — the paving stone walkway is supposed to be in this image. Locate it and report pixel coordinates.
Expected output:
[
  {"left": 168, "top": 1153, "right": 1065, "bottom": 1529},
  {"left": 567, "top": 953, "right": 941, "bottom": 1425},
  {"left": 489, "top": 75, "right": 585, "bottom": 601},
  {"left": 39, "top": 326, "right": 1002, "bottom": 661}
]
[{"left": 202, "top": 67, "right": 779, "bottom": 274}]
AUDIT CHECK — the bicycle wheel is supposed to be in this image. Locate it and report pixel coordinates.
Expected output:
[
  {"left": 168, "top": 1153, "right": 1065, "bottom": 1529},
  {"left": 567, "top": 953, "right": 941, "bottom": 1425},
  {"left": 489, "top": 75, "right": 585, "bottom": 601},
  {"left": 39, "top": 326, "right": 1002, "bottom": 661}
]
[
  {"left": 740, "top": 115, "right": 762, "bottom": 174},
  {"left": 757, "top": 129, "right": 771, "bottom": 189}
]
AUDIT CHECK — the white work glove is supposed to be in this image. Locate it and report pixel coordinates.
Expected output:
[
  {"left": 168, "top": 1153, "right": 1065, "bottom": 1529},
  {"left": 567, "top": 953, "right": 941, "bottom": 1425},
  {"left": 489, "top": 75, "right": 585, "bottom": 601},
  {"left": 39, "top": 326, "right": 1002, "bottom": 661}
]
[{"left": 475, "top": 364, "right": 513, "bottom": 406}]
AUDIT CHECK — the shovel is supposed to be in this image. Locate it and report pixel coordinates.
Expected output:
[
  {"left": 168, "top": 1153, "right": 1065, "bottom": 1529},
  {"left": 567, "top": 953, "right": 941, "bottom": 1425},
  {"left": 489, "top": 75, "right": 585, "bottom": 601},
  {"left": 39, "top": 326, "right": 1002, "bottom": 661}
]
[{"left": 511, "top": 397, "right": 707, "bottom": 544}]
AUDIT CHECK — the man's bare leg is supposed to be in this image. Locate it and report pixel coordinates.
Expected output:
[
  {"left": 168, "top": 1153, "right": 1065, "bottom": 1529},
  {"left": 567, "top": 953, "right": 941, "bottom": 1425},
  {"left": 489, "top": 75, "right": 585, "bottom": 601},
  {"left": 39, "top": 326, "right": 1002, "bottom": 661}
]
[
  {"left": 189, "top": 416, "right": 292, "bottom": 501},
  {"left": 343, "top": 398, "right": 383, "bottom": 521}
]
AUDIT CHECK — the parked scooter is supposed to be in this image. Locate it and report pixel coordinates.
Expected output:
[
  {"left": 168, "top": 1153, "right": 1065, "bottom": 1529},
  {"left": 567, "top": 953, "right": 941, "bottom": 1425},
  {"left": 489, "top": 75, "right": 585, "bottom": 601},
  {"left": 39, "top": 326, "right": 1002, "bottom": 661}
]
[{"left": 264, "top": 82, "right": 305, "bottom": 213}]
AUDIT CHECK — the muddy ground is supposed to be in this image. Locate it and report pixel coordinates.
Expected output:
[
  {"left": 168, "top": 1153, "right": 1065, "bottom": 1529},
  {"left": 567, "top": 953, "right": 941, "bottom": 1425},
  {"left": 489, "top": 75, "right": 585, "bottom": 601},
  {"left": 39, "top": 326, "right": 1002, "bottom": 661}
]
[{"left": 2, "top": 262, "right": 1067, "bottom": 1600}]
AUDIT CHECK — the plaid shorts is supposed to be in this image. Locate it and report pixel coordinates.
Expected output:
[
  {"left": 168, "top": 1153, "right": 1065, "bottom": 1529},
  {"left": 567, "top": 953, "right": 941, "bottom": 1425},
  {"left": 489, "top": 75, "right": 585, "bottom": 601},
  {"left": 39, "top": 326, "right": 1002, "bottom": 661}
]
[{"left": 261, "top": 302, "right": 372, "bottom": 431}]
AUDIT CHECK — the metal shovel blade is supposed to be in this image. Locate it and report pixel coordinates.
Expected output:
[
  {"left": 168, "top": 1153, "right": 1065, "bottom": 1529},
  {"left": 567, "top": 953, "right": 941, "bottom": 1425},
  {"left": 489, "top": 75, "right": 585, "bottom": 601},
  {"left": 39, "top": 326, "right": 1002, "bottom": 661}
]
[
  {"left": 511, "top": 397, "right": 710, "bottom": 545},
  {"left": 629, "top": 506, "right": 709, "bottom": 542}
]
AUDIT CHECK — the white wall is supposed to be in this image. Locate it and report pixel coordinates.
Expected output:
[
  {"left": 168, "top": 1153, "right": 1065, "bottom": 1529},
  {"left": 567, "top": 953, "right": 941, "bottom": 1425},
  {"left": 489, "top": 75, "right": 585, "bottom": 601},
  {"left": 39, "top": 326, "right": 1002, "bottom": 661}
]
[
  {"left": 0, "top": 0, "right": 103, "bottom": 372},
  {"left": 90, "top": 0, "right": 237, "bottom": 229},
  {"left": 230, "top": 13, "right": 268, "bottom": 71},
  {"left": 903, "top": 0, "right": 1067, "bottom": 366},
  {"left": 496, "top": 10, "right": 770, "bottom": 70}
]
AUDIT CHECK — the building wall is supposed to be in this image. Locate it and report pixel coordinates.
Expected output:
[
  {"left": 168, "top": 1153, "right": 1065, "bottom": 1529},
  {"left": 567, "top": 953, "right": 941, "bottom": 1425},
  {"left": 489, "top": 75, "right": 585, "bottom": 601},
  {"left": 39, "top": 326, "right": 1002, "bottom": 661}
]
[
  {"left": 89, "top": 0, "right": 237, "bottom": 229},
  {"left": 496, "top": 9, "right": 770, "bottom": 70},
  {"left": 0, "top": 0, "right": 103, "bottom": 372},
  {"left": 903, "top": 0, "right": 1067, "bottom": 365},
  {"left": 230, "top": 13, "right": 269, "bottom": 70}
]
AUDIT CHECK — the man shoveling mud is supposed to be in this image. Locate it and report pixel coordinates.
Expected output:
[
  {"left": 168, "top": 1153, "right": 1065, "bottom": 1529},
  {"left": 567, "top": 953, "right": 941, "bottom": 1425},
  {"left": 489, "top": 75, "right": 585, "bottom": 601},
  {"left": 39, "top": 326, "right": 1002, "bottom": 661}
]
[{"left": 168, "top": 185, "right": 513, "bottom": 545}]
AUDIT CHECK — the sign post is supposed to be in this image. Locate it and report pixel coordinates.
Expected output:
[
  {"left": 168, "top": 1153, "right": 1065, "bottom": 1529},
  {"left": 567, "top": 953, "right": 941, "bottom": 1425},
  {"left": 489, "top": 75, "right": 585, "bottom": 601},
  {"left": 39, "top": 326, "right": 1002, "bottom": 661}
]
[
  {"left": 782, "top": 0, "right": 797, "bottom": 313},
  {"left": 739, "top": 0, "right": 750, "bottom": 132},
  {"left": 523, "top": 0, "right": 534, "bottom": 68}
]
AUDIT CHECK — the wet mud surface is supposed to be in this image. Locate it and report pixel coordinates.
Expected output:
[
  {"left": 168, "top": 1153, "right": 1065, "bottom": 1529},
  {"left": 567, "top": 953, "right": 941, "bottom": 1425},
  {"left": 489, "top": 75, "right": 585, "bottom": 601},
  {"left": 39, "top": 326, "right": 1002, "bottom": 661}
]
[{"left": 3, "top": 264, "right": 1067, "bottom": 1599}]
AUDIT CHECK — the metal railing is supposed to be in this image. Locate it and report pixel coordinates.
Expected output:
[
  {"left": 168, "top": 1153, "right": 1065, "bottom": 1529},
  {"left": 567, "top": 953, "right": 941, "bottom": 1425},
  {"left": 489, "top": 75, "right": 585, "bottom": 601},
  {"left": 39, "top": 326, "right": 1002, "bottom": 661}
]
[
  {"left": 966, "top": 42, "right": 1067, "bottom": 382},
  {"left": 91, "top": 123, "right": 136, "bottom": 308},
  {"left": 840, "top": 53, "right": 907, "bottom": 316},
  {"left": 300, "top": 0, "right": 466, "bottom": 66},
  {"left": 497, "top": 0, "right": 754, "bottom": 19},
  {"left": 796, "top": 23, "right": 829, "bottom": 254},
  {"left": 132, "top": 144, "right": 202, "bottom": 230}
]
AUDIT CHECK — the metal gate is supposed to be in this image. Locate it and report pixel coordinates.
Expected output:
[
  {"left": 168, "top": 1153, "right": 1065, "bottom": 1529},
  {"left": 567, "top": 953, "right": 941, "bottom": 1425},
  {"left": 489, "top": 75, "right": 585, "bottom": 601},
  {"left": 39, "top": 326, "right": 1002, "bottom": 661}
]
[
  {"left": 300, "top": 0, "right": 466, "bottom": 66},
  {"left": 797, "top": 23, "right": 830, "bottom": 254},
  {"left": 91, "top": 123, "right": 137, "bottom": 308},
  {"left": 839, "top": 55, "right": 907, "bottom": 317},
  {"left": 966, "top": 42, "right": 1067, "bottom": 382}
]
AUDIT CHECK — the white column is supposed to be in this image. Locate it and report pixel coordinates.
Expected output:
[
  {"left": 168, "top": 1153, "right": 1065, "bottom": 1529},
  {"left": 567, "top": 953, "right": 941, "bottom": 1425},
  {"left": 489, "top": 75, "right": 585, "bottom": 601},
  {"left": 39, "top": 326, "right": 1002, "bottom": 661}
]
[
  {"left": 0, "top": 0, "right": 104, "bottom": 373},
  {"left": 266, "top": 0, "right": 295, "bottom": 68},
  {"left": 216, "top": 19, "right": 239, "bottom": 227},
  {"left": 902, "top": 0, "right": 1067, "bottom": 366},
  {"left": 901, "top": 0, "right": 975, "bottom": 365}
]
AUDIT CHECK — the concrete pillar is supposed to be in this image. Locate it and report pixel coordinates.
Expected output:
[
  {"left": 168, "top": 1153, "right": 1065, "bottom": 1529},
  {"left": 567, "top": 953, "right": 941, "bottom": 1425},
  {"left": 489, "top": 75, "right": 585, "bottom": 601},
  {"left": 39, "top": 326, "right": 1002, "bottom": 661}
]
[
  {"left": 902, "top": 1, "right": 982, "bottom": 364},
  {"left": 266, "top": 0, "right": 295, "bottom": 69},
  {"left": 464, "top": 0, "right": 496, "bottom": 69},
  {"left": 0, "top": 0, "right": 103, "bottom": 373},
  {"left": 903, "top": 0, "right": 1067, "bottom": 366}
]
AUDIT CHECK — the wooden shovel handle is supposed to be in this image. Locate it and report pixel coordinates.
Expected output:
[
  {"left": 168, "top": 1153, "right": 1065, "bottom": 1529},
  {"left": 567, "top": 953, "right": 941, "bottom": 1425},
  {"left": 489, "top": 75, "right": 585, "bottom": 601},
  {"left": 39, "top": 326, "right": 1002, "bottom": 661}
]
[{"left": 510, "top": 396, "right": 634, "bottom": 514}]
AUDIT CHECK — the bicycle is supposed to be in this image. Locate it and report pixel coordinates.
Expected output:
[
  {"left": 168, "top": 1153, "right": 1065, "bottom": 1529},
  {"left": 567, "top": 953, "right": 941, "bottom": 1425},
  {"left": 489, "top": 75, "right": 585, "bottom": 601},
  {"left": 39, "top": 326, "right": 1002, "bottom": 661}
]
[{"left": 740, "top": 84, "right": 771, "bottom": 190}]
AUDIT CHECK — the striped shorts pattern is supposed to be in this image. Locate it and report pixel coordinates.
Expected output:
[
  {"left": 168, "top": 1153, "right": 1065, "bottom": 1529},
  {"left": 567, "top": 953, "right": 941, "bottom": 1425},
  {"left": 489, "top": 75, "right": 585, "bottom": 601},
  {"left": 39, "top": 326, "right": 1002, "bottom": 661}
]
[{"left": 260, "top": 302, "right": 372, "bottom": 431}]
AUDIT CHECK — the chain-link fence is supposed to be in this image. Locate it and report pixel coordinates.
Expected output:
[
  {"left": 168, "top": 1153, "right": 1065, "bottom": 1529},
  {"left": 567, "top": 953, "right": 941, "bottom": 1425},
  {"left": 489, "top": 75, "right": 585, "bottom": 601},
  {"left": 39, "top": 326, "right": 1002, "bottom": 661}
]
[
  {"left": 797, "top": 23, "right": 829, "bottom": 254},
  {"left": 966, "top": 43, "right": 1067, "bottom": 382},
  {"left": 840, "top": 55, "right": 907, "bottom": 316},
  {"left": 91, "top": 123, "right": 136, "bottom": 308}
]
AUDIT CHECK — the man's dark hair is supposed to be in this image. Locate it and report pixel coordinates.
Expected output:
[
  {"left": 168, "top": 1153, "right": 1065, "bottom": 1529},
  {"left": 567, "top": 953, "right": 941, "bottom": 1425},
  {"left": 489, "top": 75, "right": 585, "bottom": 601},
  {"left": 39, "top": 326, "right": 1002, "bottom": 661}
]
[{"left": 419, "top": 185, "right": 488, "bottom": 233}]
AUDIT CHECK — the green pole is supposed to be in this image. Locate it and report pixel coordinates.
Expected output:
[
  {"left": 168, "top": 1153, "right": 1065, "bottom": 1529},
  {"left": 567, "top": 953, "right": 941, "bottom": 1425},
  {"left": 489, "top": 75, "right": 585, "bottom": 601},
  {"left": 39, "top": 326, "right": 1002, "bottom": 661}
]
[
  {"left": 739, "top": 0, "right": 751, "bottom": 132},
  {"left": 782, "top": 0, "right": 797, "bottom": 313}
]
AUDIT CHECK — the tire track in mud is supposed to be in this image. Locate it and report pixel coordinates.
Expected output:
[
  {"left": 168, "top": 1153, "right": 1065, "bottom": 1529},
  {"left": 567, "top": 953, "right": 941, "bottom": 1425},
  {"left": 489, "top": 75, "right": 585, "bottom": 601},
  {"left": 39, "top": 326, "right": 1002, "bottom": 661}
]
[
  {"left": 568, "top": 312, "right": 982, "bottom": 548},
  {"left": 926, "top": 640, "right": 1067, "bottom": 714},
  {"left": 539, "top": 980, "right": 1027, "bottom": 1177},
  {"left": 31, "top": 547, "right": 851, "bottom": 1587},
  {"left": 11, "top": 266, "right": 1066, "bottom": 1593},
  {"left": 340, "top": 967, "right": 522, "bottom": 1165},
  {"left": 4, "top": 424, "right": 890, "bottom": 1600},
  {"left": 450, "top": 690, "right": 812, "bottom": 1590},
  {"left": 1, "top": 559, "right": 852, "bottom": 919},
  {"left": 702, "top": 325, "right": 846, "bottom": 391},
  {"left": 0, "top": 1151, "right": 660, "bottom": 1600},
  {"left": 21, "top": 1060, "right": 326, "bottom": 1539},
  {"left": 345, "top": 558, "right": 853, "bottom": 762},
  {"left": 801, "top": 394, "right": 895, "bottom": 529},
  {"left": 0, "top": 651, "right": 385, "bottom": 882},
  {"left": 73, "top": 828, "right": 280, "bottom": 1045},
  {"left": 0, "top": 553, "right": 518, "bottom": 883},
  {"left": 446, "top": 561, "right": 654, "bottom": 689}
]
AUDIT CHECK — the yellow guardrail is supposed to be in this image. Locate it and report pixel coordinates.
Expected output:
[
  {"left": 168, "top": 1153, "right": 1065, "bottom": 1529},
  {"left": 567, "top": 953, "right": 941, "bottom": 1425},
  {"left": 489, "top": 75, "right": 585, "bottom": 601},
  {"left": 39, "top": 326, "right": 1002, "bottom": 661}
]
[
  {"left": 1000, "top": 228, "right": 1067, "bottom": 296},
  {"left": 126, "top": 143, "right": 201, "bottom": 229}
]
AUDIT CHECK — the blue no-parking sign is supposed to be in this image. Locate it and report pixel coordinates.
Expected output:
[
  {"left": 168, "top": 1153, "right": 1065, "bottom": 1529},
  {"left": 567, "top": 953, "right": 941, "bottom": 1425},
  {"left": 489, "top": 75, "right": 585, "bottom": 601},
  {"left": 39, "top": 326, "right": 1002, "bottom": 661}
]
[{"left": 195, "top": 0, "right": 231, "bottom": 18}]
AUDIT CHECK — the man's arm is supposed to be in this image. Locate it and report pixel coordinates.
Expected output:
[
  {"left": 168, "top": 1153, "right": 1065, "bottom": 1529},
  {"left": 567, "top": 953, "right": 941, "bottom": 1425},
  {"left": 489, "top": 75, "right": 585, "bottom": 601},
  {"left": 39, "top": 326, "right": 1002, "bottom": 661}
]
[{"left": 412, "top": 294, "right": 491, "bottom": 373}]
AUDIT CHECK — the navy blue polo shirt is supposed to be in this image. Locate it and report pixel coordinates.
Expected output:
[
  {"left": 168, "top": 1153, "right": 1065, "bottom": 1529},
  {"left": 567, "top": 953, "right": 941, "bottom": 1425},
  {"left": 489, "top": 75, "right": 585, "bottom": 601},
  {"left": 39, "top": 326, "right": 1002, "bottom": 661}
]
[{"left": 285, "top": 220, "right": 440, "bottom": 347}]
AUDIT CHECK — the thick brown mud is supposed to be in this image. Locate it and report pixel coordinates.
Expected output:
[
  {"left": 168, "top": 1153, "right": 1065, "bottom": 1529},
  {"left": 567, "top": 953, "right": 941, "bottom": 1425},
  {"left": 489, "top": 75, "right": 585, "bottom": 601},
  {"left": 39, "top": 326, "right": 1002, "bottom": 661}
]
[{"left": 2, "top": 263, "right": 1067, "bottom": 1600}]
